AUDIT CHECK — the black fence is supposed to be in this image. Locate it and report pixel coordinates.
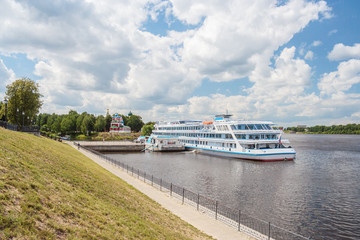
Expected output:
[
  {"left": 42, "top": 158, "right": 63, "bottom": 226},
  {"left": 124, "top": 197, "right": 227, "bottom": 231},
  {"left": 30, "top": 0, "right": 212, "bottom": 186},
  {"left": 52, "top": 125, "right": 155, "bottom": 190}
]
[
  {"left": 0, "top": 120, "right": 40, "bottom": 132},
  {"left": 76, "top": 142, "right": 309, "bottom": 240}
]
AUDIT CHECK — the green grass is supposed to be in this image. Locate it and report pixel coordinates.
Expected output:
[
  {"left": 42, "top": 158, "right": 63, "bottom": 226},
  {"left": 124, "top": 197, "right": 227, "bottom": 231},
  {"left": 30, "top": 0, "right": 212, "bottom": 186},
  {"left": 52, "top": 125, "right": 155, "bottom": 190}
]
[{"left": 0, "top": 128, "right": 212, "bottom": 240}]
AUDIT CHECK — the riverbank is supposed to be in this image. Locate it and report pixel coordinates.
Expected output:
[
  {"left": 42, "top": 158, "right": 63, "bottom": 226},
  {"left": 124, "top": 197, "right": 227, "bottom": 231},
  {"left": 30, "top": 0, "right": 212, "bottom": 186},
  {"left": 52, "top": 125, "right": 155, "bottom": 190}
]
[
  {"left": 0, "top": 128, "right": 212, "bottom": 239},
  {"left": 69, "top": 142, "right": 256, "bottom": 240}
]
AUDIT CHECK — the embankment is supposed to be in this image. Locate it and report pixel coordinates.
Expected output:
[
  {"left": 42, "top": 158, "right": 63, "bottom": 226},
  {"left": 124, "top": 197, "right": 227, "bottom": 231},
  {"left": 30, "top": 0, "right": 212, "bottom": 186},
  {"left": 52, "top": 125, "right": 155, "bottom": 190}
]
[{"left": 0, "top": 128, "right": 212, "bottom": 239}]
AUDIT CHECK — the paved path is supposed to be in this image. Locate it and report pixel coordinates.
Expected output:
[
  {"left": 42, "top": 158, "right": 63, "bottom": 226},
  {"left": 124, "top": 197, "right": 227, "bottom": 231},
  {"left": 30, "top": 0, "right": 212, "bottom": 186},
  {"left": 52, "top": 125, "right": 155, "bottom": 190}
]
[{"left": 69, "top": 142, "right": 256, "bottom": 240}]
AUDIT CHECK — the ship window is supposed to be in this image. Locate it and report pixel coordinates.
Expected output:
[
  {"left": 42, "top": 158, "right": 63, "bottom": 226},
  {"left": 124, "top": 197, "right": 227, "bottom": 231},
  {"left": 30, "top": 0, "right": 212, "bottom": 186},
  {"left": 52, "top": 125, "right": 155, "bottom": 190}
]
[{"left": 255, "top": 124, "right": 264, "bottom": 130}]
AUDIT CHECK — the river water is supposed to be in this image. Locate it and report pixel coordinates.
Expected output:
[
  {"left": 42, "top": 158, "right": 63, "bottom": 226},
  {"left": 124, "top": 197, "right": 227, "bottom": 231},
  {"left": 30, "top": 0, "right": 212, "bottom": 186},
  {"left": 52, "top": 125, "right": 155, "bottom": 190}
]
[{"left": 106, "top": 134, "right": 360, "bottom": 240}]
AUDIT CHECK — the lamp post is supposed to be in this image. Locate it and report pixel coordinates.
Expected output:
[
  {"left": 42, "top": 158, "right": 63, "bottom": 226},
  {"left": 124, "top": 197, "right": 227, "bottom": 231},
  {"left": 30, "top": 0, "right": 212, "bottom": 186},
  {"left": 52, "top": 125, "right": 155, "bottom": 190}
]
[
  {"left": 17, "top": 108, "right": 19, "bottom": 130},
  {"left": 22, "top": 111, "right": 25, "bottom": 129},
  {"left": 4, "top": 98, "right": 8, "bottom": 129}
]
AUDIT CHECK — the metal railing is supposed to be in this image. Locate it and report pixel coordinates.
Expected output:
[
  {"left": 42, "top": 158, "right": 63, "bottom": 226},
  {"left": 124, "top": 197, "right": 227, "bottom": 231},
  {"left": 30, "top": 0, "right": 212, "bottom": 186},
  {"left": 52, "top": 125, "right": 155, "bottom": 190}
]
[
  {"left": 75, "top": 142, "right": 309, "bottom": 240},
  {"left": 0, "top": 120, "right": 40, "bottom": 132}
]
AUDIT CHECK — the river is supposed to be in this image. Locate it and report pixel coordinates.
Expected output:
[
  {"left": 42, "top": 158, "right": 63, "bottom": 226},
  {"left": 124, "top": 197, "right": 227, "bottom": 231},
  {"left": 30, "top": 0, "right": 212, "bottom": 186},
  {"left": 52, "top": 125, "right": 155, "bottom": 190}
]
[{"left": 105, "top": 134, "right": 360, "bottom": 240}]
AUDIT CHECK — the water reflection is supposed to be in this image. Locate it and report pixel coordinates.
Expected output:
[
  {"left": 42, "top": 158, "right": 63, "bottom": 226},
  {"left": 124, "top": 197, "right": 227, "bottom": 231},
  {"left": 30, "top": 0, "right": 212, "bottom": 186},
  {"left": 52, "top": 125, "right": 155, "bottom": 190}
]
[{"left": 106, "top": 134, "right": 360, "bottom": 240}]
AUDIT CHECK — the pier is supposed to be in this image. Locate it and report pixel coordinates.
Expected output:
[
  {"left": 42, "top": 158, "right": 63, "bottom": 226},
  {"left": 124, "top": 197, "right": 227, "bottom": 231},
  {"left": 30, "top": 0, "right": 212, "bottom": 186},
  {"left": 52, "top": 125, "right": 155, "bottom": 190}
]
[{"left": 76, "top": 141, "right": 145, "bottom": 152}]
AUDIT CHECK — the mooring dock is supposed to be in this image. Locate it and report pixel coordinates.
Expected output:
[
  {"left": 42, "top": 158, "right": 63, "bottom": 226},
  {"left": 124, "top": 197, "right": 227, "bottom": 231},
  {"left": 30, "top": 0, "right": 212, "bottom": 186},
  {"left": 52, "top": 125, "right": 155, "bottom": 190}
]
[{"left": 76, "top": 141, "right": 145, "bottom": 152}]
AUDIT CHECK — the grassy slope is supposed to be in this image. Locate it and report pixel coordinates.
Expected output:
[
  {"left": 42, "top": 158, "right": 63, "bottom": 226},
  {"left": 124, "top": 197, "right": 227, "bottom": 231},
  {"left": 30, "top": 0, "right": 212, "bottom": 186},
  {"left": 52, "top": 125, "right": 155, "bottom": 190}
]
[{"left": 0, "top": 128, "right": 212, "bottom": 240}]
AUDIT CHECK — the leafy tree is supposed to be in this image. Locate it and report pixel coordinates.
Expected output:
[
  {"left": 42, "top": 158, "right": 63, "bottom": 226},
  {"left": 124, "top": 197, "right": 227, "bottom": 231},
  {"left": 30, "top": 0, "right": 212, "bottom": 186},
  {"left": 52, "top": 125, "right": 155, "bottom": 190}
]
[
  {"left": 61, "top": 115, "right": 76, "bottom": 135},
  {"left": 47, "top": 113, "right": 57, "bottom": 128},
  {"left": 3, "top": 78, "right": 42, "bottom": 125},
  {"left": 37, "top": 113, "right": 50, "bottom": 127},
  {"left": 127, "top": 115, "right": 144, "bottom": 132},
  {"left": 105, "top": 113, "right": 112, "bottom": 132},
  {"left": 51, "top": 115, "right": 62, "bottom": 133},
  {"left": 141, "top": 124, "right": 154, "bottom": 136},
  {"left": 81, "top": 114, "right": 95, "bottom": 135},
  {"left": 76, "top": 112, "right": 87, "bottom": 132},
  {"left": 0, "top": 101, "right": 4, "bottom": 121},
  {"left": 94, "top": 115, "right": 106, "bottom": 132},
  {"left": 40, "top": 124, "right": 49, "bottom": 132}
]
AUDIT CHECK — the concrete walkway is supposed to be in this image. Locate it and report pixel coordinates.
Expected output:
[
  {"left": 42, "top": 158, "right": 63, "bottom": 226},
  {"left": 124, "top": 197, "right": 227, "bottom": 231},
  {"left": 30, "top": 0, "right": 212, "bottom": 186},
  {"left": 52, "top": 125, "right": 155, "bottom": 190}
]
[{"left": 69, "top": 142, "right": 256, "bottom": 240}]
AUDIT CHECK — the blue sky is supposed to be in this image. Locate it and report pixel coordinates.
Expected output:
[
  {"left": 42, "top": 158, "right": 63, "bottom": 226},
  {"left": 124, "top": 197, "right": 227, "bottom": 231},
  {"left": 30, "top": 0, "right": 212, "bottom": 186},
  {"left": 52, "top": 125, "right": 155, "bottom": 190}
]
[{"left": 0, "top": 0, "right": 360, "bottom": 126}]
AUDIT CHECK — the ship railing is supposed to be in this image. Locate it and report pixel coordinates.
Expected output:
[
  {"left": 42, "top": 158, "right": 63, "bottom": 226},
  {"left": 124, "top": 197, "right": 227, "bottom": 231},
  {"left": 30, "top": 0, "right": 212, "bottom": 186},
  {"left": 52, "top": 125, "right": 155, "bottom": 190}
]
[{"left": 75, "top": 143, "right": 310, "bottom": 240}]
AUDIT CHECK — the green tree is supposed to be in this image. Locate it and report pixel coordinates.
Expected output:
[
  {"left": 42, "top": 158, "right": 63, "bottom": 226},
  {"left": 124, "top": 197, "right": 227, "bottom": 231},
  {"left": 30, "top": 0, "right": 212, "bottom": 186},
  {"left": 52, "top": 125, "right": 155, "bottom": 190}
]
[
  {"left": 141, "top": 124, "right": 154, "bottom": 136},
  {"left": 77, "top": 112, "right": 87, "bottom": 132},
  {"left": 105, "top": 113, "right": 112, "bottom": 132},
  {"left": 0, "top": 101, "right": 4, "bottom": 121},
  {"left": 51, "top": 115, "right": 62, "bottom": 133},
  {"left": 81, "top": 114, "right": 95, "bottom": 135},
  {"left": 94, "top": 115, "right": 106, "bottom": 132},
  {"left": 127, "top": 115, "right": 144, "bottom": 132},
  {"left": 61, "top": 114, "right": 76, "bottom": 135},
  {"left": 3, "top": 78, "right": 42, "bottom": 125}
]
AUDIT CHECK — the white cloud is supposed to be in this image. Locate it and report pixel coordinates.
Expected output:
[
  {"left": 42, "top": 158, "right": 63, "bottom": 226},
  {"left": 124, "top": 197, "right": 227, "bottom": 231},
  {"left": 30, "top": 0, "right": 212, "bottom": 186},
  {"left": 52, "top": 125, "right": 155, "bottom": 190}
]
[
  {"left": 328, "top": 29, "right": 338, "bottom": 36},
  {"left": 328, "top": 43, "right": 360, "bottom": 61},
  {"left": 0, "top": 0, "right": 338, "bottom": 123},
  {"left": 318, "top": 59, "right": 360, "bottom": 96},
  {"left": 305, "top": 50, "right": 314, "bottom": 60},
  {"left": 0, "top": 59, "right": 16, "bottom": 100},
  {"left": 178, "top": 0, "right": 331, "bottom": 82},
  {"left": 312, "top": 40, "right": 322, "bottom": 47}
]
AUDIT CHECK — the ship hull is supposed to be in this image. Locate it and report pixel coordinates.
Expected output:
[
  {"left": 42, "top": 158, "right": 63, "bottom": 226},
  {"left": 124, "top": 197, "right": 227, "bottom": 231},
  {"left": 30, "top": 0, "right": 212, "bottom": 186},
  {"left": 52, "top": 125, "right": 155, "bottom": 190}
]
[{"left": 185, "top": 146, "right": 295, "bottom": 161}]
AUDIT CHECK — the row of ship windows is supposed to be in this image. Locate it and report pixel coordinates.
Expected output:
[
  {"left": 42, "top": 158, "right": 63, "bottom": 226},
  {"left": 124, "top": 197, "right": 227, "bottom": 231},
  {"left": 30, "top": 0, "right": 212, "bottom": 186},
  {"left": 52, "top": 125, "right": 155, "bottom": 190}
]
[
  {"left": 157, "top": 124, "right": 273, "bottom": 131},
  {"left": 158, "top": 126, "right": 202, "bottom": 130},
  {"left": 180, "top": 140, "right": 236, "bottom": 148},
  {"left": 231, "top": 124, "right": 272, "bottom": 130},
  {"left": 156, "top": 132, "right": 278, "bottom": 140}
]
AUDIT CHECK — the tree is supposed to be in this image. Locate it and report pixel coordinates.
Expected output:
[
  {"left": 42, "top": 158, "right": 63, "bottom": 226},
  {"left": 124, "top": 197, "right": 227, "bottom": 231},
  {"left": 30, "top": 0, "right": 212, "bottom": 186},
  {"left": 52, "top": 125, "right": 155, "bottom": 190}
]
[
  {"left": 0, "top": 101, "right": 4, "bottom": 121},
  {"left": 51, "top": 115, "right": 62, "bottom": 133},
  {"left": 61, "top": 113, "right": 77, "bottom": 135},
  {"left": 81, "top": 114, "right": 95, "bottom": 135},
  {"left": 4, "top": 78, "right": 42, "bottom": 125},
  {"left": 76, "top": 112, "right": 87, "bottom": 132},
  {"left": 105, "top": 113, "right": 112, "bottom": 132},
  {"left": 141, "top": 124, "right": 154, "bottom": 136},
  {"left": 94, "top": 115, "right": 106, "bottom": 132},
  {"left": 127, "top": 115, "right": 144, "bottom": 132}
]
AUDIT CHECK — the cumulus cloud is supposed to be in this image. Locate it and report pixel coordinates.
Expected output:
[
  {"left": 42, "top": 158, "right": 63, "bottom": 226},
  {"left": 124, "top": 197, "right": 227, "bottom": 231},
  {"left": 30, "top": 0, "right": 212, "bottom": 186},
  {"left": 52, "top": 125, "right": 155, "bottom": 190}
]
[
  {"left": 0, "top": 58, "right": 16, "bottom": 100},
  {"left": 156, "top": 46, "right": 314, "bottom": 122},
  {"left": 0, "top": 0, "right": 336, "bottom": 123},
  {"left": 328, "top": 43, "right": 360, "bottom": 61},
  {"left": 318, "top": 59, "right": 360, "bottom": 96},
  {"left": 312, "top": 40, "right": 322, "bottom": 47},
  {"left": 305, "top": 51, "right": 314, "bottom": 60}
]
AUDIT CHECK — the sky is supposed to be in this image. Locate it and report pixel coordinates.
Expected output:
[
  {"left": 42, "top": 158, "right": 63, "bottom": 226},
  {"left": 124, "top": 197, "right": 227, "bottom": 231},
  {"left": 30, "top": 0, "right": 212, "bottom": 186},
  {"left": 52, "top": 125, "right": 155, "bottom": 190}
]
[{"left": 0, "top": 0, "right": 360, "bottom": 126}]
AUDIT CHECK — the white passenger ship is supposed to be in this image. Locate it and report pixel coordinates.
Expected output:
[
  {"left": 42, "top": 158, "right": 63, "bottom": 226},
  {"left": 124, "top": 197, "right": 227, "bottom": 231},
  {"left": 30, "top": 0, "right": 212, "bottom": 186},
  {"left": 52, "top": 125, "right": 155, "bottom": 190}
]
[{"left": 151, "top": 114, "right": 296, "bottom": 161}]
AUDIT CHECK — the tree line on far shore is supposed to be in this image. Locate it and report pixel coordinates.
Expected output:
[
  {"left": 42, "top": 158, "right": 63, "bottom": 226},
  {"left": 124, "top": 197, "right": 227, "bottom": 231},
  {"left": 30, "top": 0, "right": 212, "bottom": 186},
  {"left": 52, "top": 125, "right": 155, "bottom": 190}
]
[
  {"left": 36, "top": 111, "right": 152, "bottom": 136},
  {"left": 285, "top": 124, "right": 360, "bottom": 135}
]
